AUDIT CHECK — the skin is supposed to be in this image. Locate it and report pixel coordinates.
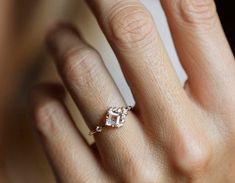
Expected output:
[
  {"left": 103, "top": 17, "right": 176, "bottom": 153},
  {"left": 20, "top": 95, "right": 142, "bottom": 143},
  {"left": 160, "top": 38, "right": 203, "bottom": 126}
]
[
  {"left": 30, "top": 0, "right": 235, "bottom": 182},
  {"left": 0, "top": 1, "right": 71, "bottom": 181}
]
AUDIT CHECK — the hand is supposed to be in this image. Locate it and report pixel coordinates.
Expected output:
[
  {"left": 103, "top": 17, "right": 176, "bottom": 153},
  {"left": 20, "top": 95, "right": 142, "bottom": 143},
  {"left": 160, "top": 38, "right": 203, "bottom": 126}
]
[{"left": 30, "top": 0, "right": 235, "bottom": 182}]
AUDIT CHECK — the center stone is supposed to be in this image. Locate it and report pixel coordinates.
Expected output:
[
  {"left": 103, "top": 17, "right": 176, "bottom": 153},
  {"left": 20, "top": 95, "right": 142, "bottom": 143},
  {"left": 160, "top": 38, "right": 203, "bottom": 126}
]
[{"left": 105, "top": 108, "right": 124, "bottom": 128}]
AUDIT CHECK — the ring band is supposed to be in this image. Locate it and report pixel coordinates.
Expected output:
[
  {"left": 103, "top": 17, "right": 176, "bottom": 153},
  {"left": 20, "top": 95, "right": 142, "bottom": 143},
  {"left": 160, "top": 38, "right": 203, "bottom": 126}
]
[{"left": 89, "top": 106, "right": 132, "bottom": 135}]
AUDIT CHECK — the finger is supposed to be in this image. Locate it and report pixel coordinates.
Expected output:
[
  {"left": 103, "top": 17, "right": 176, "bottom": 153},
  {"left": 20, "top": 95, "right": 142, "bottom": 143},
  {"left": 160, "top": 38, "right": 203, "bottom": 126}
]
[
  {"left": 46, "top": 24, "right": 127, "bottom": 130},
  {"left": 46, "top": 25, "right": 149, "bottom": 181},
  {"left": 161, "top": 0, "right": 235, "bottom": 112},
  {"left": 84, "top": 2, "right": 214, "bottom": 178},
  {"left": 86, "top": 0, "right": 188, "bottom": 116},
  {"left": 30, "top": 84, "right": 107, "bottom": 183}
]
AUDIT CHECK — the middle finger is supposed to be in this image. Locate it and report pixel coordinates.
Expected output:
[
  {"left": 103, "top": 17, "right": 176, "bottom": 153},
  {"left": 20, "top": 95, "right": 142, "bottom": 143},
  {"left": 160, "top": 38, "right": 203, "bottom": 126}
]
[{"left": 86, "top": 0, "right": 188, "bottom": 121}]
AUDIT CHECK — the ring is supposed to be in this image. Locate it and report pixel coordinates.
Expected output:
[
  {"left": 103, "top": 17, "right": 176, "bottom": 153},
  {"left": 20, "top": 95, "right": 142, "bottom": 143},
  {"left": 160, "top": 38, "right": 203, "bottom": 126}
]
[{"left": 89, "top": 106, "right": 132, "bottom": 135}]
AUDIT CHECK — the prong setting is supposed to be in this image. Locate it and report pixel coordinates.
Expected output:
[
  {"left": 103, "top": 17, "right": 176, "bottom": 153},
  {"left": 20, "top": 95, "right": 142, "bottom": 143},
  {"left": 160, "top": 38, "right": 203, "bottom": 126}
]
[
  {"left": 105, "top": 107, "right": 131, "bottom": 128},
  {"left": 89, "top": 106, "right": 132, "bottom": 135}
]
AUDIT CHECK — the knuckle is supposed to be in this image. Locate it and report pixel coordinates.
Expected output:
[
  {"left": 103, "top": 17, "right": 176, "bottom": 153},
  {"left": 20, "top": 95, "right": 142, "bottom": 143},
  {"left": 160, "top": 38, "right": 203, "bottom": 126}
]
[
  {"left": 179, "top": 0, "right": 217, "bottom": 29},
  {"left": 62, "top": 47, "right": 95, "bottom": 73},
  {"left": 172, "top": 133, "right": 212, "bottom": 176},
  {"left": 34, "top": 99, "right": 59, "bottom": 134},
  {"left": 60, "top": 47, "right": 100, "bottom": 87},
  {"left": 108, "top": 3, "right": 155, "bottom": 49}
]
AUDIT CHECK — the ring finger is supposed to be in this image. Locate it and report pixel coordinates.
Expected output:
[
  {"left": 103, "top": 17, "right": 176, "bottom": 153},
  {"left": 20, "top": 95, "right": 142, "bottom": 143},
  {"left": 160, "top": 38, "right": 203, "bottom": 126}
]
[{"left": 47, "top": 24, "right": 148, "bottom": 180}]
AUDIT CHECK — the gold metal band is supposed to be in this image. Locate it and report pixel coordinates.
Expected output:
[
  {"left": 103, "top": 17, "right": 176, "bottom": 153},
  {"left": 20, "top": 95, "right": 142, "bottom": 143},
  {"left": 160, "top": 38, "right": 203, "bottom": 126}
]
[{"left": 89, "top": 106, "right": 132, "bottom": 135}]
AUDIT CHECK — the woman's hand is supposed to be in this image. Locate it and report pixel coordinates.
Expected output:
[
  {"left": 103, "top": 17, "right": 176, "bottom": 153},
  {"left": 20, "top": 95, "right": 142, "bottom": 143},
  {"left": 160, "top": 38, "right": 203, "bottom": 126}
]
[{"left": 30, "top": 0, "right": 235, "bottom": 182}]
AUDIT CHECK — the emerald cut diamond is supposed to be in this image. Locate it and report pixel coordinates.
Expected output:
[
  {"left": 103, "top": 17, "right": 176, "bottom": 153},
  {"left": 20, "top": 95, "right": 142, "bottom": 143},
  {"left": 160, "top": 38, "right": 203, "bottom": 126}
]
[
  {"left": 105, "top": 107, "right": 129, "bottom": 128},
  {"left": 89, "top": 106, "right": 132, "bottom": 135}
]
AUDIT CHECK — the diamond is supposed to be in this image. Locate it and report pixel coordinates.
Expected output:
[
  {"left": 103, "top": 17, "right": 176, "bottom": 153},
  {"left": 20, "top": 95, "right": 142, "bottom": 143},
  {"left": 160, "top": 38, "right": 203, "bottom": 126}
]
[
  {"left": 105, "top": 107, "right": 127, "bottom": 128},
  {"left": 89, "top": 106, "right": 132, "bottom": 135}
]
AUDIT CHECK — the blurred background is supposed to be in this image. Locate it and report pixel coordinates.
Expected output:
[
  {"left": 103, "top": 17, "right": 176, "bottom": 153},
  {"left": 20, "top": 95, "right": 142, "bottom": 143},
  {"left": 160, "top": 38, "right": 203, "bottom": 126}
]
[{"left": 0, "top": 0, "right": 234, "bottom": 182}]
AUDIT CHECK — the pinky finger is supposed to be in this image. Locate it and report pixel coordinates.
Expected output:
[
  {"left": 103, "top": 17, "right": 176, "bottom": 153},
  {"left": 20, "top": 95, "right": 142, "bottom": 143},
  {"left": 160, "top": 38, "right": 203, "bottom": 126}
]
[{"left": 30, "top": 84, "right": 108, "bottom": 183}]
